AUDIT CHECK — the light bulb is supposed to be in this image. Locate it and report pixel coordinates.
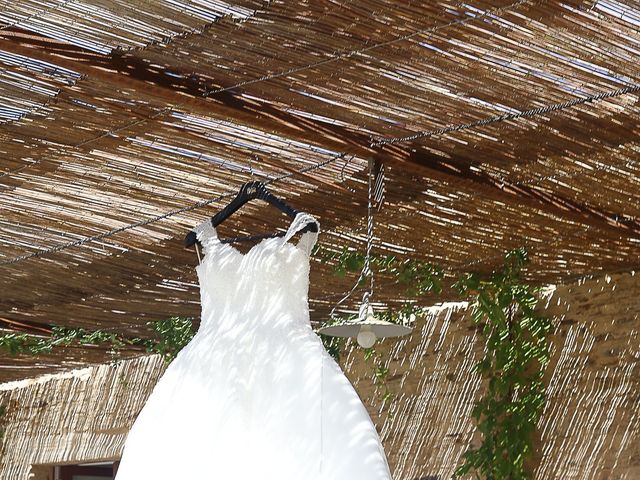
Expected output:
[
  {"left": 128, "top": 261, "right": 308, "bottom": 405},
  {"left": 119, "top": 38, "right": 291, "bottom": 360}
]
[{"left": 357, "top": 327, "right": 377, "bottom": 348}]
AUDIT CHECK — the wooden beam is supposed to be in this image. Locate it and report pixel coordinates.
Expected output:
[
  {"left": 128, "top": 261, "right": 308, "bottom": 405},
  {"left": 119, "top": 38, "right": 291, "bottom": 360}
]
[{"left": 0, "top": 29, "right": 378, "bottom": 159}]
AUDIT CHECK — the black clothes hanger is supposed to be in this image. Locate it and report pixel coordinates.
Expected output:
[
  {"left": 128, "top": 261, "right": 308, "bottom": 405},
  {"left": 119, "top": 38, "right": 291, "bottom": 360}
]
[{"left": 184, "top": 181, "right": 318, "bottom": 248}]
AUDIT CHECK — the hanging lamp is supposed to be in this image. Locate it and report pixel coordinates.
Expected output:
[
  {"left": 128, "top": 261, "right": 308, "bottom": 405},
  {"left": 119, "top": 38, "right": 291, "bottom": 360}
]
[{"left": 318, "top": 158, "right": 412, "bottom": 348}]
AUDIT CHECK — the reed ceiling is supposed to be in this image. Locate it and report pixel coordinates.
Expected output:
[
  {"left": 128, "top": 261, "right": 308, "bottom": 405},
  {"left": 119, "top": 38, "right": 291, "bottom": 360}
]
[{"left": 0, "top": 0, "right": 639, "bottom": 381}]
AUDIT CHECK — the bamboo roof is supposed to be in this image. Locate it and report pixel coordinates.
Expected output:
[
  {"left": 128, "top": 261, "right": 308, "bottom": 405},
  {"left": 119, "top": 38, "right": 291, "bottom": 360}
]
[{"left": 1, "top": 0, "right": 639, "bottom": 381}]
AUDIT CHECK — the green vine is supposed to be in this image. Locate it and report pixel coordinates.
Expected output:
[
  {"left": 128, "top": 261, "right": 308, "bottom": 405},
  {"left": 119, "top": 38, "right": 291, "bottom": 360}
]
[
  {"left": 453, "top": 248, "right": 554, "bottom": 480},
  {"left": 321, "top": 245, "right": 553, "bottom": 478},
  {"left": 365, "top": 347, "right": 395, "bottom": 409},
  {"left": 146, "top": 317, "right": 196, "bottom": 361},
  {"left": 0, "top": 317, "right": 196, "bottom": 363},
  {"left": 318, "top": 315, "right": 348, "bottom": 363},
  {"left": 317, "top": 246, "right": 443, "bottom": 296}
]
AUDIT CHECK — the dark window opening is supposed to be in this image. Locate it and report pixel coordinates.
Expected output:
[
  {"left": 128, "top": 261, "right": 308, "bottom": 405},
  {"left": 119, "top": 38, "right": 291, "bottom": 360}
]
[{"left": 59, "top": 462, "right": 119, "bottom": 480}]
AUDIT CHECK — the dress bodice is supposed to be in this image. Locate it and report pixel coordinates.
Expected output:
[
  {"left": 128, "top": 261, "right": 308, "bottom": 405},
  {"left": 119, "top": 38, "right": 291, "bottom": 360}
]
[{"left": 192, "top": 212, "right": 319, "bottom": 333}]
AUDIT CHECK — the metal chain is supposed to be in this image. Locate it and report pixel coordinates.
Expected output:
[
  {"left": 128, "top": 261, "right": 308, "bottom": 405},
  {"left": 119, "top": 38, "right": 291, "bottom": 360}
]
[{"left": 361, "top": 157, "right": 375, "bottom": 316}]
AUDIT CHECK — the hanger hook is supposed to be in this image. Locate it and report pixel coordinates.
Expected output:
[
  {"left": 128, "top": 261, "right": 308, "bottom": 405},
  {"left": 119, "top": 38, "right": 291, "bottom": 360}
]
[
  {"left": 249, "top": 155, "right": 257, "bottom": 178},
  {"left": 339, "top": 154, "right": 357, "bottom": 183}
]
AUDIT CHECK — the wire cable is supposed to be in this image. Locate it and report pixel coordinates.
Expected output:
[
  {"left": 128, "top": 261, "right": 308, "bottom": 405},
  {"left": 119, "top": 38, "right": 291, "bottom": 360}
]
[
  {"left": 0, "top": 153, "right": 347, "bottom": 266},
  {"left": 5, "top": 77, "right": 638, "bottom": 267},
  {"left": 328, "top": 156, "right": 375, "bottom": 319},
  {"left": 2, "top": 11, "right": 639, "bottom": 266},
  {"left": 1, "top": 0, "right": 533, "bottom": 183},
  {"left": 202, "top": 0, "right": 532, "bottom": 97},
  {"left": 371, "top": 83, "right": 640, "bottom": 146}
]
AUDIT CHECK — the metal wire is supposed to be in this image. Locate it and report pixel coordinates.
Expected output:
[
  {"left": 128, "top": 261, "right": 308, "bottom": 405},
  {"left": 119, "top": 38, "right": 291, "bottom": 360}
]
[
  {"left": 0, "top": 106, "right": 172, "bottom": 179},
  {"left": 202, "top": 0, "right": 532, "bottom": 97},
  {"left": 0, "top": 153, "right": 347, "bottom": 265},
  {"left": 2, "top": 6, "right": 638, "bottom": 270},
  {"left": 328, "top": 156, "right": 375, "bottom": 320},
  {"left": 255, "top": 0, "right": 633, "bottom": 127},
  {"left": 371, "top": 83, "right": 640, "bottom": 147},
  {"left": 0, "top": 0, "right": 531, "bottom": 180},
  {"left": 363, "top": 157, "right": 375, "bottom": 308},
  {"left": 7, "top": 76, "right": 632, "bottom": 266}
]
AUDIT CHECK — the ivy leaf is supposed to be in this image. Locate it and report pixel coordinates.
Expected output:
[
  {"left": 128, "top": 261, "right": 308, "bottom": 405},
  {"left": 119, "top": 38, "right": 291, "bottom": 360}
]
[{"left": 344, "top": 255, "right": 360, "bottom": 272}]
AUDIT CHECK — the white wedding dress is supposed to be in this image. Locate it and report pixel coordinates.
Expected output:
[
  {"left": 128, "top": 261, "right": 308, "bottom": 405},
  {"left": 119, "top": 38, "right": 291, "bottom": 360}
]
[{"left": 115, "top": 212, "right": 392, "bottom": 479}]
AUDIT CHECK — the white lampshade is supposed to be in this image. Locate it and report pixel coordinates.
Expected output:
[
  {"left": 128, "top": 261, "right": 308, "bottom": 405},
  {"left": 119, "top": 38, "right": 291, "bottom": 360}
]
[{"left": 318, "top": 305, "right": 412, "bottom": 347}]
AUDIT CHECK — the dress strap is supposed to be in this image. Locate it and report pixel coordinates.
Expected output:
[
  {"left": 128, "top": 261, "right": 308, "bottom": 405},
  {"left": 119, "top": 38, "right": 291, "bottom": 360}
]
[
  {"left": 192, "top": 218, "right": 219, "bottom": 256},
  {"left": 282, "top": 212, "right": 320, "bottom": 256}
]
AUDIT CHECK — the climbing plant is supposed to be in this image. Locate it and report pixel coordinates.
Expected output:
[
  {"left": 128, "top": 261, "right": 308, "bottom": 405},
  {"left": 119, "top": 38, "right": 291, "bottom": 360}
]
[
  {"left": 317, "top": 245, "right": 443, "bottom": 296},
  {"left": 316, "top": 246, "right": 441, "bottom": 409},
  {"left": 146, "top": 317, "right": 196, "bottom": 361},
  {"left": 316, "top": 245, "right": 441, "bottom": 362},
  {"left": 0, "top": 326, "right": 127, "bottom": 357},
  {"left": 364, "top": 346, "right": 395, "bottom": 409},
  {"left": 0, "top": 317, "right": 196, "bottom": 363},
  {"left": 453, "top": 248, "right": 554, "bottom": 480},
  {"left": 318, "top": 316, "right": 348, "bottom": 363},
  {"left": 320, "top": 245, "right": 553, "bottom": 479}
]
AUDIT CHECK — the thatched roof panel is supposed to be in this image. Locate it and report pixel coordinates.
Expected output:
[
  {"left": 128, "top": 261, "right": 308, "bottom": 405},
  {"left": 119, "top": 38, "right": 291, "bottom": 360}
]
[
  {"left": 0, "top": 0, "right": 259, "bottom": 53},
  {"left": 0, "top": 0, "right": 639, "bottom": 380}
]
